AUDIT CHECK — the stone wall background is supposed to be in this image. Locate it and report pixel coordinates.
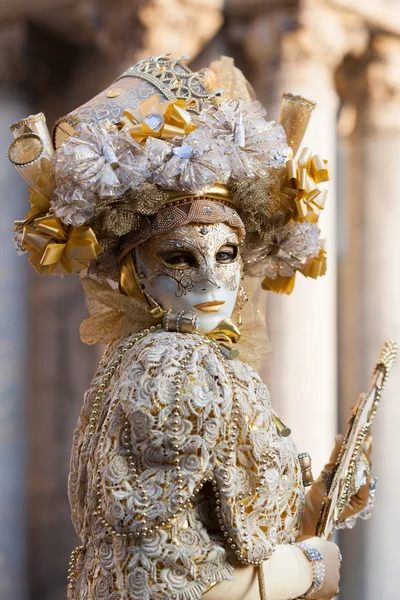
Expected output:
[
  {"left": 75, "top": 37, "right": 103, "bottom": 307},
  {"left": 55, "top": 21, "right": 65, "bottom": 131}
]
[{"left": 0, "top": 1, "right": 399, "bottom": 599}]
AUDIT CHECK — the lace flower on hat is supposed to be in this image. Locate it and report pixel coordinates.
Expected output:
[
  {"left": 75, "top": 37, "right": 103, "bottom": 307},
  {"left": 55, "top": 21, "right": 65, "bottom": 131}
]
[
  {"left": 52, "top": 121, "right": 151, "bottom": 225},
  {"left": 54, "top": 122, "right": 125, "bottom": 196},
  {"left": 13, "top": 229, "right": 27, "bottom": 256},
  {"left": 244, "top": 221, "right": 320, "bottom": 280},
  {"left": 52, "top": 185, "right": 96, "bottom": 226},
  {"left": 116, "top": 138, "right": 151, "bottom": 191},
  {"left": 152, "top": 129, "right": 230, "bottom": 194},
  {"left": 195, "top": 99, "right": 288, "bottom": 179},
  {"left": 144, "top": 137, "right": 174, "bottom": 171}
]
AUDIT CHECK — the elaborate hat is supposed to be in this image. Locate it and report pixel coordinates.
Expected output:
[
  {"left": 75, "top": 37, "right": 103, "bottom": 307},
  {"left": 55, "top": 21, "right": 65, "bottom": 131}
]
[{"left": 9, "top": 54, "right": 330, "bottom": 294}]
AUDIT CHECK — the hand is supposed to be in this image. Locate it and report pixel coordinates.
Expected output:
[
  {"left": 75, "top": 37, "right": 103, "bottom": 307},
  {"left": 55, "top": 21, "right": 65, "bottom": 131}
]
[
  {"left": 300, "top": 537, "right": 341, "bottom": 599},
  {"left": 299, "top": 435, "right": 343, "bottom": 538},
  {"left": 299, "top": 435, "right": 371, "bottom": 538},
  {"left": 340, "top": 437, "right": 372, "bottom": 522}
]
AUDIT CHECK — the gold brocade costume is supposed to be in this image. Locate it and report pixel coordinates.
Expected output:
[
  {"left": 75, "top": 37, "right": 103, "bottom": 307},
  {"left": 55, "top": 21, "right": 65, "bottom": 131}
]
[
  {"left": 68, "top": 330, "right": 304, "bottom": 600},
  {"left": 9, "top": 55, "right": 334, "bottom": 600}
]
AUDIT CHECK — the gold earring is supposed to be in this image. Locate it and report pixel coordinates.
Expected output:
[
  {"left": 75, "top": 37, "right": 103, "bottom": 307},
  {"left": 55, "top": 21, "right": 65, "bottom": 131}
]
[{"left": 236, "top": 280, "right": 248, "bottom": 327}]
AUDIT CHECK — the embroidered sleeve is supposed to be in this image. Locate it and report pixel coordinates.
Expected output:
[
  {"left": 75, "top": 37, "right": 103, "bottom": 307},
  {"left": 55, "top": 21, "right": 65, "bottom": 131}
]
[
  {"left": 212, "top": 360, "right": 304, "bottom": 564},
  {"left": 80, "top": 331, "right": 302, "bottom": 567},
  {"left": 96, "top": 332, "right": 232, "bottom": 536}
]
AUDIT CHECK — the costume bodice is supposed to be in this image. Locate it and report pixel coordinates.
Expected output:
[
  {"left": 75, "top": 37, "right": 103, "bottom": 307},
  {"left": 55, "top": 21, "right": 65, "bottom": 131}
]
[{"left": 68, "top": 330, "right": 304, "bottom": 600}]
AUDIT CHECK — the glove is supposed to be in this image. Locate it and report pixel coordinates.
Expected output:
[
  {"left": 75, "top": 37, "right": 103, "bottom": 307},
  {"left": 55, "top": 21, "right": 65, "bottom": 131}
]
[{"left": 299, "top": 435, "right": 371, "bottom": 539}]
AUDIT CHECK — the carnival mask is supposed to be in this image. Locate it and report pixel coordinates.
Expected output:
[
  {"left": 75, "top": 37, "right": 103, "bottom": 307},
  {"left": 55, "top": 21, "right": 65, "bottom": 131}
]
[{"left": 134, "top": 222, "right": 242, "bottom": 333}]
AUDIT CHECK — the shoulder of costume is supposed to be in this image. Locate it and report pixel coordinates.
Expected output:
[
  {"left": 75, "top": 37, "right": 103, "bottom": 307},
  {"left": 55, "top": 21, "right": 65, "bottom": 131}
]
[{"left": 120, "top": 329, "right": 218, "bottom": 357}]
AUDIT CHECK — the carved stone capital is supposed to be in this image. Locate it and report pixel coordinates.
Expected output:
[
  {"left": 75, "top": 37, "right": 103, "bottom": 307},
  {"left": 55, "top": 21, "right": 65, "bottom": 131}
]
[
  {"left": 336, "top": 34, "right": 400, "bottom": 131},
  {"left": 225, "top": 0, "right": 368, "bottom": 103},
  {"left": 31, "top": 0, "right": 222, "bottom": 63},
  {"left": 137, "top": 0, "right": 223, "bottom": 62}
]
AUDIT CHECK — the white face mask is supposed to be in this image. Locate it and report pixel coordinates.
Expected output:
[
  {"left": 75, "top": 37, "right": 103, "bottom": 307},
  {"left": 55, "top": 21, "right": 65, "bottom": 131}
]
[{"left": 134, "top": 222, "right": 242, "bottom": 334}]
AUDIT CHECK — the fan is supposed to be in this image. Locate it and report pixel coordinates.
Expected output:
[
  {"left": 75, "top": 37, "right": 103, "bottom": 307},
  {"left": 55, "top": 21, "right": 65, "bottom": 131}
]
[{"left": 316, "top": 340, "right": 397, "bottom": 540}]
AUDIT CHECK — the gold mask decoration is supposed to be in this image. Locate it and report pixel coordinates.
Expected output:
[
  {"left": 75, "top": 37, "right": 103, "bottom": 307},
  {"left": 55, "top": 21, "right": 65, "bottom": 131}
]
[{"left": 127, "top": 222, "right": 242, "bottom": 334}]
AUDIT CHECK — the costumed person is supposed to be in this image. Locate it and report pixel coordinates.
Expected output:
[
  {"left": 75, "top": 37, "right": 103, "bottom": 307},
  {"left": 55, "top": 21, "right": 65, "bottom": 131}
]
[{"left": 9, "top": 55, "right": 373, "bottom": 600}]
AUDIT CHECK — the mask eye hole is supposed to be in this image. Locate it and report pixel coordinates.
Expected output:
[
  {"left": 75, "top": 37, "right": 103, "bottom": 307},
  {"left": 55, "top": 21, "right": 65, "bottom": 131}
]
[
  {"left": 216, "top": 244, "right": 238, "bottom": 264},
  {"left": 159, "top": 249, "right": 198, "bottom": 269}
]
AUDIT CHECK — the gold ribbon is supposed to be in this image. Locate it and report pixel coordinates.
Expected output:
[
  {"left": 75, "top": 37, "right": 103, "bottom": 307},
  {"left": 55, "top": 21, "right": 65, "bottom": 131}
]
[
  {"left": 14, "top": 189, "right": 50, "bottom": 230},
  {"left": 286, "top": 147, "right": 330, "bottom": 223},
  {"left": 261, "top": 243, "right": 327, "bottom": 295},
  {"left": 261, "top": 274, "right": 296, "bottom": 295},
  {"left": 26, "top": 188, "right": 50, "bottom": 219},
  {"left": 207, "top": 317, "right": 241, "bottom": 346},
  {"left": 118, "top": 94, "right": 196, "bottom": 143},
  {"left": 21, "top": 215, "right": 102, "bottom": 276},
  {"left": 300, "top": 244, "right": 327, "bottom": 279}
]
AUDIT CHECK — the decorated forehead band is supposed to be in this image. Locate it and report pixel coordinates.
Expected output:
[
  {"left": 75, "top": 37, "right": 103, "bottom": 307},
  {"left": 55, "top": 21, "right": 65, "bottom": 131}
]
[{"left": 117, "top": 198, "right": 245, "bottom": 262}]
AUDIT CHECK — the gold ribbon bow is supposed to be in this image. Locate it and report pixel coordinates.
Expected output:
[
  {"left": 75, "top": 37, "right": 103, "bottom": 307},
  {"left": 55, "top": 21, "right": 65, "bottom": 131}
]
[
  {"left": 13, "top": 189, "right": 50, "bottom": 230},
  {"left": 21, "top": 215, "right": 102, "bottom": 276},
  {"left": 207, "top": 318, "right": 241, "bottom": 358},
  {"left": 286, "top": 147, "right": 331, "bottom": 223},
  {"left": 26, "top": 188, "right": 50, "bottom": 219},
  {"left": 118, "top": 94, "right": 196, "bottom": 143},
  {"left": 262, "top": 242, "right": 328, "bottom": 295},
  {"left": 207, "top": 317, "right": 241, "bottom": 345},
  {"left": 299, "top": 243, "right": 327, "bottom": 279},
  {"left": 262, "top": 274, "right": 296, "bottom": 295}
]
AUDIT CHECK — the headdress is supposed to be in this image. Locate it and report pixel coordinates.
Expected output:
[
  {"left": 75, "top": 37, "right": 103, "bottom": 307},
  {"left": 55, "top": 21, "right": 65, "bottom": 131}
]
[{"left": 9, "top": 54, "right": 330, "bottom": 295}]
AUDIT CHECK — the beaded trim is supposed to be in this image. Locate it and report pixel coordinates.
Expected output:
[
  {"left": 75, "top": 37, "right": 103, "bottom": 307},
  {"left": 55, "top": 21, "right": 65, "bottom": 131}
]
[
  {"left": 67, "top": 545, "right": 85, "bottom": 596},
  {"left": 175, "top": 310, "right": 184, "bottom": 333},
  {"left": 163, "top": 309, "right": 172, "bottom": 331},
  {"left": 9, "top": 112, "right": 46, "bottom": 131},
  {"left": 209, "top": 339, "right": 267, "bottom": 565},
  {"left": 163, "top": 196, "right": 236, "bottom": 209},
  {"left": 8, "top": 133, "right": 45, "bottom": 168},
  {"left": 88, "top": 325, "right": 162, "bottom": 436}
]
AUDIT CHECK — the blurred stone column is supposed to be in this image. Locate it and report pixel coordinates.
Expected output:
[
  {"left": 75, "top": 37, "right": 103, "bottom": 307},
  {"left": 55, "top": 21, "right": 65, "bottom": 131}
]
[
  {"left": 337, "top": 35, "right": 400, "bottom": 600},
  {"left": 264, "top": 40, "right": 339, "bottom": 477},
  {"left": 228, "top": 0, "right": 354, "bottom": 475},
  {"left": 0, "top": 22, "right": 29, "bottom": 600}
]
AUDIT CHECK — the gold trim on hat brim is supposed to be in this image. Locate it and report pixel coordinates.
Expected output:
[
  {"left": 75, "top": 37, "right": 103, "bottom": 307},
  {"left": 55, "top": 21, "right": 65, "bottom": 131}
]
[
  {"left": 52, "top": 116, "right": 82, "bottom": 149},
  {"left": 163, "top": 183, "right": 233, "bottom": 204},
  {"left": 10, "top": 112, "right": 46, "bottom": 133}
]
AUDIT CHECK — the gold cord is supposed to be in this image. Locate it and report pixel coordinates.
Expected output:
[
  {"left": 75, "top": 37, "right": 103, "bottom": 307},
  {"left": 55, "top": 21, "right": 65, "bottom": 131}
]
[{"left": 258, "top": 564, "right": 267, "bottom": 600}]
